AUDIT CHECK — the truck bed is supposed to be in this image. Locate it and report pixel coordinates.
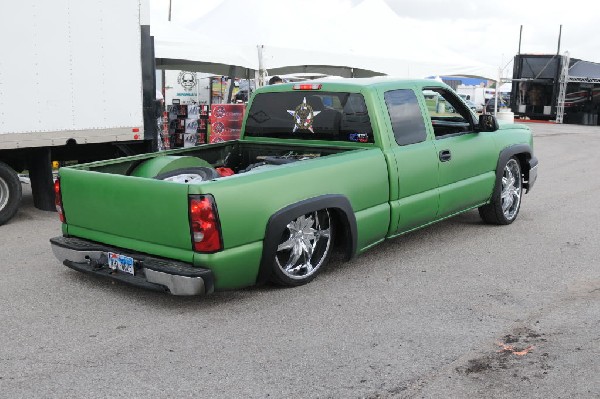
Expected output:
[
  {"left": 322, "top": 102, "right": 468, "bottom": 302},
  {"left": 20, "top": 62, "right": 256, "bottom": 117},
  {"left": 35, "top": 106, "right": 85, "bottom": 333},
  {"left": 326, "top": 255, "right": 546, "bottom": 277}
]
[{"left": 58, "top": 141, "right": 392, "bottom": 288}]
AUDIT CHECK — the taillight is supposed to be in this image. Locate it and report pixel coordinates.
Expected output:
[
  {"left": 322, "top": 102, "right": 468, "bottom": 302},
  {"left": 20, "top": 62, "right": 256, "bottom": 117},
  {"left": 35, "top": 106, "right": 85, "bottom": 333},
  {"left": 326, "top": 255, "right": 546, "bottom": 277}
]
[
  {"left": 54, "top": 178, "right": 66, "bottom": 223},
  {"left": 293, "top": 83, "right": 322, "bottom": 90},
  {"left": 188, "top": 195, "right": 222, "bottom": 253}
]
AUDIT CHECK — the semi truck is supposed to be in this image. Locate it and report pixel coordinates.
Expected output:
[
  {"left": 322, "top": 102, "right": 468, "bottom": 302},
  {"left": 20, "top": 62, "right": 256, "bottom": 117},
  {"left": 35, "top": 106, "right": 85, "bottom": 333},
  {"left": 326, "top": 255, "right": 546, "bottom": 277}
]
[{"left": 0, "top": 0, "right": 158, "bottom": 225}]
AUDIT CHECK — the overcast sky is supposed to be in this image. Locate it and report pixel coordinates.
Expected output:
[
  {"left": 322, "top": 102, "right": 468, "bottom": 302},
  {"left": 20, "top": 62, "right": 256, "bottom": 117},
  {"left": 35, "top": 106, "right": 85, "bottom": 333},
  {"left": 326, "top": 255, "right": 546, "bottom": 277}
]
[{"left": 150, "top": 0, "right": 599, "bottom": 76}]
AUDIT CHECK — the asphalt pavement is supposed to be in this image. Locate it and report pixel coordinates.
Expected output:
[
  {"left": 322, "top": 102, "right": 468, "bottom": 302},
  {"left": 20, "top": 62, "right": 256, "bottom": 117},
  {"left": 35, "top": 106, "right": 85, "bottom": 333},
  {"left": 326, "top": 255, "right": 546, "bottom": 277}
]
[{"left": 0, "top": 122, "right": 598, "bottom": 398}]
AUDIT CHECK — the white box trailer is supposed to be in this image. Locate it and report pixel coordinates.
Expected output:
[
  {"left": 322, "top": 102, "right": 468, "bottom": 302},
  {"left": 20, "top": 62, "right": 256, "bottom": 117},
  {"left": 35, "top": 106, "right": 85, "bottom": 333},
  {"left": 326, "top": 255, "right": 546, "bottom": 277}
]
[
  {"left": 456, "top": 85, "right": 495, "bottom": 109},
  {"left": 0, "top": 0, "right": 158, "bottom": 225}
]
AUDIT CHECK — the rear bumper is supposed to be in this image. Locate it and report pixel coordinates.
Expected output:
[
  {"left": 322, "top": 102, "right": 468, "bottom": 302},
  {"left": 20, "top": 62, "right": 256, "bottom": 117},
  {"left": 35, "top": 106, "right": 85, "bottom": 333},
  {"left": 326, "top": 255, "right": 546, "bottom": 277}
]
[{"left": 50, "top": 236, "right": 214, "bottom": 296}]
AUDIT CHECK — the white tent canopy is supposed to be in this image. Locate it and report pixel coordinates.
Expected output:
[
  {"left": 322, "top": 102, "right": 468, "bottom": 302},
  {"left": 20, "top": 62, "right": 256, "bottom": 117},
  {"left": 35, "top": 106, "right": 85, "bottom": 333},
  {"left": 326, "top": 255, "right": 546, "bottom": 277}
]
[
  {"left": 152, "top": 21, "right": 256, "bottom": 77},
  {"left": 153, "top": 20, "right": 384, "bottom": 78},
  {"left": 153, "top": 0, "right": 497, "bottom": 80}
]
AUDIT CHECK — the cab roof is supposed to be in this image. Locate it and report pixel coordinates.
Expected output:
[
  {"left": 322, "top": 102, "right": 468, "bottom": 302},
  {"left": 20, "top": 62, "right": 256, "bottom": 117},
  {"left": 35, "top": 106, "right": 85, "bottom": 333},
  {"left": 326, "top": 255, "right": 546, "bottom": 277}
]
[{"left": 256, "top": 77, "right": 449, "bottom": 94}]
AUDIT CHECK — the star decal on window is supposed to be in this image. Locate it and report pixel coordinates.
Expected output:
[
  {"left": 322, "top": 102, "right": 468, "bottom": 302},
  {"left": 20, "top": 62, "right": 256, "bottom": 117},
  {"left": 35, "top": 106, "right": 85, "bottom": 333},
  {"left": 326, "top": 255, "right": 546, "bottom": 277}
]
[{"left": 287, "top": 97, "right": 321, "bottom": 133}]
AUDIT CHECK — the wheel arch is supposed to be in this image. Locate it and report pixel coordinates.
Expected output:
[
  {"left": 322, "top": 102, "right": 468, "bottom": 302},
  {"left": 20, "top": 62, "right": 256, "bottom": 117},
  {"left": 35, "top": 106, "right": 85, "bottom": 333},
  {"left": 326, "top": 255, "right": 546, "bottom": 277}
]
[
  {"left": 256, "top": 194, "right": 357, "bottom": 284},
  {"left": 495, "top": 144, "right": 533, "bottom": 193}
]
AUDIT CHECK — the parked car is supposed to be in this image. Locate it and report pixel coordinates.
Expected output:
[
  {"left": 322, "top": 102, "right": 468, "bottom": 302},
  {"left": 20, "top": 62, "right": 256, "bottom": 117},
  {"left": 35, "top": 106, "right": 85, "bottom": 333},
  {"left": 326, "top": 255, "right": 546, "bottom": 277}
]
[
  {"left": 465, "top": 99, "right": 483, "bottom": 112},
  {"left": 51, "top": 78, "right": 538, "bottom": 295},
  {"left": 485, "top": 98, "right": 508, "bottom": 113}
]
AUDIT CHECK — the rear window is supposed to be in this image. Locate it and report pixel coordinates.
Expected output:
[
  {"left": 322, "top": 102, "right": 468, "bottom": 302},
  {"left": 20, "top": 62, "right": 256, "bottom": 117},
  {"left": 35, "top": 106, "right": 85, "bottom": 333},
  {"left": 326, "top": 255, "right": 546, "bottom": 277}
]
[{"left": 245, "top": 91, "right": 374, "bottom": 143}]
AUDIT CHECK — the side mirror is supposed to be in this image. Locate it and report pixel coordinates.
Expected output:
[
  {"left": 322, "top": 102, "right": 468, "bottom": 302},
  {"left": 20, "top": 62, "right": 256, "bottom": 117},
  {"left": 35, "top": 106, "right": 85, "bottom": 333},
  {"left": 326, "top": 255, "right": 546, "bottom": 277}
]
[{"left": 478, "top": 114, "right": 499, "bottom": 132}]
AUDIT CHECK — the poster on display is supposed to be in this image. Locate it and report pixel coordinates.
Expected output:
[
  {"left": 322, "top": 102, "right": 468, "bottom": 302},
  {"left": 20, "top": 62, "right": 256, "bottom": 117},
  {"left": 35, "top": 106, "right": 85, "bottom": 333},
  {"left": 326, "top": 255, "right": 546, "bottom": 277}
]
[
  {"left": 164, "top": 70, "right": 212, "bottom": 105},
  {"left": 183, "top": 133, "right": 197, "bottom": 147},
  {"left": 164, "top": 105, "right": 209, "bottom": 148},
  {"left": 187, "top": 104, "right": 201, "bottom": 119},
  {"left": 209, "top": 104, "right": 245, "bottom": 143},
  {"left": 209, "top": 120, "right": 243, "bottom": 143},
  {"left": 184, "top": 119, "right": 198, "bottom": 147}
]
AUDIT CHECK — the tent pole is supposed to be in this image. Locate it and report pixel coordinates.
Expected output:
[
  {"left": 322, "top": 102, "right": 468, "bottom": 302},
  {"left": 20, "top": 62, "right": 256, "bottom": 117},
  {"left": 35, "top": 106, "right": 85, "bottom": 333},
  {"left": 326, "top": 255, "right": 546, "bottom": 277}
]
[
  {"left": 257, "top": 45, "right": 265, "bottom": 87},
  {"left": 196, "top": 72, "right": 199, "bottom": 104},
  {"left": 494, "top": 67, "right": 501, "bottom": 115},
  {"left": 226, "top": 65, "right": 236, "bottom": 103},
  {"left": 209, "top": 77, "right": 213, "bottom": 108},
  {"left": 247, "top": 69, "right": 251, "bottom": 97},
  {"left": 161, "top": 69, "right": 166, "bottom": 104}
]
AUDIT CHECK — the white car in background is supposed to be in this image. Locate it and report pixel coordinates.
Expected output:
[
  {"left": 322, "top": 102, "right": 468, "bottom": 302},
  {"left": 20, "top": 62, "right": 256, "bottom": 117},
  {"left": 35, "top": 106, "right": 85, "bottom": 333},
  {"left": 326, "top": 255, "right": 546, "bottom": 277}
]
[{"left": 465, "top": 99, "right": 483, "bottom": 113}]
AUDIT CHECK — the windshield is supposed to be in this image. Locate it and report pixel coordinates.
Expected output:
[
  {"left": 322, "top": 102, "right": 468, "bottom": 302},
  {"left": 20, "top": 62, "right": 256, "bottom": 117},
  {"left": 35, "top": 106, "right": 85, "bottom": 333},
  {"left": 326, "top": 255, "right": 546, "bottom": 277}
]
[{"left": 245, "top": 91, "right": 374, "bottom": 143}]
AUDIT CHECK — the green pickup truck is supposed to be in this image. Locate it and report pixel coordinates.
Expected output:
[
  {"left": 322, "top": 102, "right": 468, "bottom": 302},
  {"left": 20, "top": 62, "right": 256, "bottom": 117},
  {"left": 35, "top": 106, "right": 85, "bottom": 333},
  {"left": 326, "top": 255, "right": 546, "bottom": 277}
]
[{"left": 50, "top": 78, "right": 538, "bottom": 295}]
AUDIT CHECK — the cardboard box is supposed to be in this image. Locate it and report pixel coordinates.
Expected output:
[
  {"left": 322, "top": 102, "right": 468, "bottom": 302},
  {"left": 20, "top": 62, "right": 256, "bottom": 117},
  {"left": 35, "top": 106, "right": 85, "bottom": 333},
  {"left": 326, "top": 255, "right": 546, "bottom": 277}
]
[
  {"left": 185, "top": 118, "right": 199, "bottom": 134},
  {"left": 187, "top": 105, "right": 200, "bottom": 119},
  {"left": 183, "top": 133, "right": 197, "bottom": 147}
]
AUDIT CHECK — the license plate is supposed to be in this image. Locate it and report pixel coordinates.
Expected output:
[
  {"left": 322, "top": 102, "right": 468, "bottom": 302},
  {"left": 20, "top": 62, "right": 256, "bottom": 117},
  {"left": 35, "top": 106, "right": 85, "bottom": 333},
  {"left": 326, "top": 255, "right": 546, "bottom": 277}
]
[{"left": 107, "top": 252, "right": 135, "bottom": 275}]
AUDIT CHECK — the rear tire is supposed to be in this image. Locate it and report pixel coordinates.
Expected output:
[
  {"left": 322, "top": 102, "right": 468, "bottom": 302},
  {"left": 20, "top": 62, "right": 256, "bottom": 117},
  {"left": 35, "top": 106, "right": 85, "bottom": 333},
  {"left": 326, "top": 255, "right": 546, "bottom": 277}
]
[
  {"left": 479, "top": 157, "right": 522, "bottom": 225},
  {"left": 270, "top": 209, "right": 333, "bottom": 286},
  {"left": 0, "top": 162, "right": 22, "bottom": 226}
]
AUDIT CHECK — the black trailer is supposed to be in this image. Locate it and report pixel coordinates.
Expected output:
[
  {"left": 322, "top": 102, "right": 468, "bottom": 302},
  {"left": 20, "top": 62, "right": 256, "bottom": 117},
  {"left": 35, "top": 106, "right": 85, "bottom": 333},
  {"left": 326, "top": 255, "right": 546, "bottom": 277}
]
[{"left": 510, "top": 54, "right": 600, "bottom": 125}]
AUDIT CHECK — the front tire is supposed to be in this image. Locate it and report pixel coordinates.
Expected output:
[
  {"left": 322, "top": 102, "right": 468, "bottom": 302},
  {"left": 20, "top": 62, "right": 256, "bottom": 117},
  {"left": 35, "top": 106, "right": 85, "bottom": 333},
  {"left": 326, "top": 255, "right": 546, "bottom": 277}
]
[
  {"left": 0, "top": 162, "right": 22, "bottom": 226},
  {"left": 479, "top": 157, "right": 522, "bottom": 225},
  {"left": 270, "top": 209, "right": 333, "bottom": 286}
]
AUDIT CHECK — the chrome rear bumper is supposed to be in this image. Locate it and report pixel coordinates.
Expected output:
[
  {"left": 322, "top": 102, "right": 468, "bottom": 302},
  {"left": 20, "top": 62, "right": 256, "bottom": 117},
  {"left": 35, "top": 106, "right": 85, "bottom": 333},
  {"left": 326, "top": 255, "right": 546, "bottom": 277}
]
[{"left": 50, "top": 236, "right": 214, "bottom": 296}]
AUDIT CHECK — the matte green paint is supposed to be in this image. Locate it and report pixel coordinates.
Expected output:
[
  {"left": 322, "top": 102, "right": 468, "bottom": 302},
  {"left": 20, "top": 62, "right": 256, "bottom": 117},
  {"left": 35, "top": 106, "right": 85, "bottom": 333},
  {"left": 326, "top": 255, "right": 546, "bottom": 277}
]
[
  {"left": 437, "top": 172, "right": 496, "bottom": 217},
  {"left": 188, "top": 147, "right": 391, "bottom": 250},
  {"left": 194, "top": 241, "right": 263, "bottom": 290},
  {"left": 390, "top": 140, "right": 440, "bottom": 233},
  {"left": 56, "top": 78, "right": 535, "bottom": 292},
  {"left": 432, "top": 132, "right": 498, "bottom": 217},
  {"left": 67, "top": 225, "right": 195, "bottom": 263},
  {"left": 60, "top": 168, "right": 195, "bottom": 259},
  {"left": 354, "top": 203, "right": 391, "bottom": 252}
]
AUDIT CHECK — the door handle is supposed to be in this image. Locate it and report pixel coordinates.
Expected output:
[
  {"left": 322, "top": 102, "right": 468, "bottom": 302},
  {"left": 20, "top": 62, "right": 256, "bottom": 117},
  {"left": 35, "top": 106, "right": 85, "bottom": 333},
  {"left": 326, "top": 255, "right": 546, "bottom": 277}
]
[{"left": 439, "top": 150, "right": 451, "bottom": 162}]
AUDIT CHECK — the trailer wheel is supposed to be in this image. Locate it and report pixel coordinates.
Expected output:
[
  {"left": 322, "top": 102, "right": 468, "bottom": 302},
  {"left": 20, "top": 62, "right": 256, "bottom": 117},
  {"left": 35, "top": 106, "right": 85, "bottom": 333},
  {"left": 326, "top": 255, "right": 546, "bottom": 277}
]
[{"left": 0, "top": 162, "right": 22, "bottom": 226}]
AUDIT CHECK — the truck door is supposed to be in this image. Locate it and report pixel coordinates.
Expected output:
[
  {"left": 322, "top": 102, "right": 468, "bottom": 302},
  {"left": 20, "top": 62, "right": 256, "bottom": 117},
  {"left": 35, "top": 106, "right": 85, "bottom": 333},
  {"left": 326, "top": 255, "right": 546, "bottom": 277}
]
[
  {"left": 420, "top": 87, "right": 497, "bottom": 218},
  {"left": 380, "top": 89, "right": 440, "bottom": 234}
]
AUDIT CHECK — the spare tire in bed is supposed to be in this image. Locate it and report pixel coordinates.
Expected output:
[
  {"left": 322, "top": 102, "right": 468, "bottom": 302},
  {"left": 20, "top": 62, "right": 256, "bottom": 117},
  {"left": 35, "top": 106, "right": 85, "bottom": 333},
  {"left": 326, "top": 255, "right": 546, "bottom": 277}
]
[
  {"left": 154, "top": 167, "right": 220, "bottom": 183},
  {"left": 129, "top": 156, "right": 214, "bottom": 178}
]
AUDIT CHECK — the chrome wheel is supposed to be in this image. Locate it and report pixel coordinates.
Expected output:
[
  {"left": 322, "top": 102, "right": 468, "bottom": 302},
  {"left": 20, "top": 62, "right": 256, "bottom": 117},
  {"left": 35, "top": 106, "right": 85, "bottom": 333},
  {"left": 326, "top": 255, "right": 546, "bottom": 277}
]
[
  {"left": 501, "top": 158, "right": 522, "bottom": 221},
  {"left": 275, "top": 209, "right": 332, "bottom": 281}
]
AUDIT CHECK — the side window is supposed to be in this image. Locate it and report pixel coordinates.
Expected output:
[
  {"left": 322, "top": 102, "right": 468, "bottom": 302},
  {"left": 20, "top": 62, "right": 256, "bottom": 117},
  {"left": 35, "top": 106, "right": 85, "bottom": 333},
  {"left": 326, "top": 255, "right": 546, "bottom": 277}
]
[
  {"left": 422, "top": 88, "right": 474, "bottom": 138},
  {"left": 384, "top": 89, "right": 427, "bottom": 146}
]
